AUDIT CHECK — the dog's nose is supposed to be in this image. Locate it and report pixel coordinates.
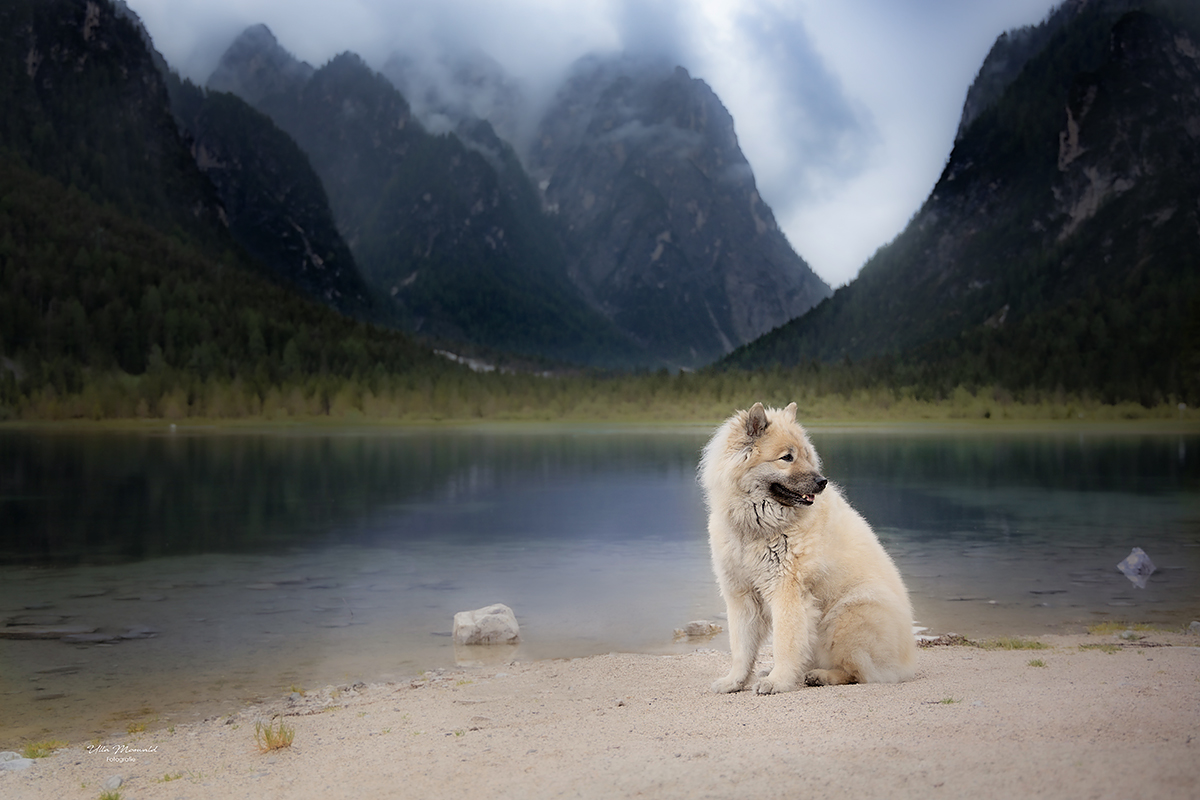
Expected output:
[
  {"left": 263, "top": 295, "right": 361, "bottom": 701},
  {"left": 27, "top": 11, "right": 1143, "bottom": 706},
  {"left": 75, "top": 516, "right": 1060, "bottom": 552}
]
[{"left": 815, "top": 477, "right": 828, "bottom": 493}]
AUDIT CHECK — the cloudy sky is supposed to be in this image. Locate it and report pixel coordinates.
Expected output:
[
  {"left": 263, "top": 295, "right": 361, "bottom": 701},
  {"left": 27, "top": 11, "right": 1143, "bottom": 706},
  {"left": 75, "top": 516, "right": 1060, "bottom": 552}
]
[{"left": 128, "top": 0, "right": 1062, "bottom": 288}]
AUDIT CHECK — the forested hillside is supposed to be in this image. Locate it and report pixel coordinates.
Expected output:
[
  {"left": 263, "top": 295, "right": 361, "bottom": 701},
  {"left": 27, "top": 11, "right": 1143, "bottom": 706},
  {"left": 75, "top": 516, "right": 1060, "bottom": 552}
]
[
  {"left": 723, "top": 1, "right": 1200, "bottom": 407},
  {"left": 1, "top": 0, "right": 1195, "bottom": 421},
  {"left": 0, "top": 0, "right": 464, "bottom": 420},
  {"left": 0, "top": 158, "right": 453, "bottom": 418},
  {"left": 0, "top": 0, "right": 222, "bottom": 243}
]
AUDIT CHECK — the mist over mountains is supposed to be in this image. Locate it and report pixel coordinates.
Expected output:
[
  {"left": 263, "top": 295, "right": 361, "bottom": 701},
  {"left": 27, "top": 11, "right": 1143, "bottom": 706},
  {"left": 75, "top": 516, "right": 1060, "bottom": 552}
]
[
  {"left": 204, "top": 22, "right": 831, "bottom": 367},
  {"left": 1, "top": 0, "right": 1195, "bottom": 414}
]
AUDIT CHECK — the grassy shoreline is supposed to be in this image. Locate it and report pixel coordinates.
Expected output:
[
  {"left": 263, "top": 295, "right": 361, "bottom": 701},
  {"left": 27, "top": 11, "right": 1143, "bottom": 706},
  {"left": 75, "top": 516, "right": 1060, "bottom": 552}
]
[
  {"left": 3, "top": 412, "right": 1198, "bottom": 429},
  {"left": 3, "top": 416, "right": 1198, "bottom": 440},
  {"left": 4, "top": 379, "right": 1198, "bottom": 428}
]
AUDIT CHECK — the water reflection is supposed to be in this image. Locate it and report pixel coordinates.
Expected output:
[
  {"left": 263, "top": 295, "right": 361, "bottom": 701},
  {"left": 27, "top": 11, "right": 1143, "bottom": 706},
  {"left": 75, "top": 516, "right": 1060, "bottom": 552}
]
[
  {"left": 0, "top": 425, "right": 1197, "bottom": 742},
  {"left": 0, "top": 427, "right": 712, "bottom": 562}
]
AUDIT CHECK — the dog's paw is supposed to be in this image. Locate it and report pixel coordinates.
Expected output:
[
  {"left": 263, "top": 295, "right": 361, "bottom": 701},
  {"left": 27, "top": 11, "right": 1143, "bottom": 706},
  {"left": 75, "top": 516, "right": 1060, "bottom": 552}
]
[
  {"left": 752, "top": 674, "right": 797, "bottom": 695},
  {"left": 804, "top": 668, "right": 854, "bottom": 686},
  {"left": 804, "top": 669, "right": 831, "bottom": 686},
  {"left": 711, "top": 674, "right": 746, "bottom": 694}
]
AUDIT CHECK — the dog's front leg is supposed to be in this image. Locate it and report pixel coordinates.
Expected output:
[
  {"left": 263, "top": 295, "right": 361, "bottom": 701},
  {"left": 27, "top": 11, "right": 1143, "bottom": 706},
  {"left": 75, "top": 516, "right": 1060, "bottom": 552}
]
[
  {"left": 712, "top": 588, "right": 766, "bottom": 693},
  {"left": 754, "top": 589, "right": 815, "bottom": 694}
]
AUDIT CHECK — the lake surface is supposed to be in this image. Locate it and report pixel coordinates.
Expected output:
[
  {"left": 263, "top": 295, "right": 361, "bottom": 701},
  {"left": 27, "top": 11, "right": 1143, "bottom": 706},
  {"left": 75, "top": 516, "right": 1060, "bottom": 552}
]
[{"left": 2, "top": 423, "right": 1198, "bottom": 742}]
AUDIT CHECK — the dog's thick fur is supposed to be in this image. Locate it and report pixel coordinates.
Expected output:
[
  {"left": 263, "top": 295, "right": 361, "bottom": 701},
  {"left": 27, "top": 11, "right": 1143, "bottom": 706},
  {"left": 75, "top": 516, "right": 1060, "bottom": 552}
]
[{"left": 699, "top": 402, "right": 917, "bottom": 694}]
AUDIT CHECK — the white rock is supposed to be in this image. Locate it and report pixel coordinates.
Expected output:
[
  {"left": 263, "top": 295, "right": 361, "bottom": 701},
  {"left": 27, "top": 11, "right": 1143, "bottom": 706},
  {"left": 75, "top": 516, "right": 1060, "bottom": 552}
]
[
  {"left": 0, "top": 752, "right": 34, "bottom": 771},
  {"left": 453, "top": 604, "right": 520, "bottom": 645}
]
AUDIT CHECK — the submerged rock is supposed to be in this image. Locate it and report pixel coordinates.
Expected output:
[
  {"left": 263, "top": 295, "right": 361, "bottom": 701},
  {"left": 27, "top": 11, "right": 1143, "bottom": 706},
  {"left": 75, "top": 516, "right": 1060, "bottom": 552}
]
[
  {"left": 673, "top": 620, "right": 722, "bottom": 639},
  {"left": 0, "top": 625, "right": 97, "bottom": 640},
  {"left": 6, "top": 614, "right": 70, "bottom": 626},
  {"left": 61, "top": 633, "right": 120, "bottom": 644},
  {"left": 120, "top": 626, "right": 160, "bottom": 639}
]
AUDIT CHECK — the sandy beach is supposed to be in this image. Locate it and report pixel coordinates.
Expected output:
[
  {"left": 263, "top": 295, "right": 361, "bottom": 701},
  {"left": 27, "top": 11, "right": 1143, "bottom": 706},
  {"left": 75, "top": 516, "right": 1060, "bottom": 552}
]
[{"left": 3, "top": 630, "right": 1197, "bottom": 799}]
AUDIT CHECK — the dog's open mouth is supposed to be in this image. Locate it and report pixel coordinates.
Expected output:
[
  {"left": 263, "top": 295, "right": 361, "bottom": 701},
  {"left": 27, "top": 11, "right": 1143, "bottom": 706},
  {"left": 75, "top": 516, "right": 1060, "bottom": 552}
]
[{"left": 769, "top": 483, "right": 815, "bottom": 507}]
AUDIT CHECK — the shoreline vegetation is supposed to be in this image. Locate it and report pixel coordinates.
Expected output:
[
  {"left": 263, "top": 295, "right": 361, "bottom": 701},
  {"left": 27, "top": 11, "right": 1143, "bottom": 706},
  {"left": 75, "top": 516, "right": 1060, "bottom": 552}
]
[{"left": 2, "top": 368, "right": 1197, "bottom": 426}]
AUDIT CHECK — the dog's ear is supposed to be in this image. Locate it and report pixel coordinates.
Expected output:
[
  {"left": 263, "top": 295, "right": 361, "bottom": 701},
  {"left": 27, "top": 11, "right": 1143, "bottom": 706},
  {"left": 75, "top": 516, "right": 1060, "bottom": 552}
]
[
  {"left": 745, "top": 402, "right": 769, "bottom": 439},
  {"left": 784, "top": 402, "right": 797, "bottom": 421}
]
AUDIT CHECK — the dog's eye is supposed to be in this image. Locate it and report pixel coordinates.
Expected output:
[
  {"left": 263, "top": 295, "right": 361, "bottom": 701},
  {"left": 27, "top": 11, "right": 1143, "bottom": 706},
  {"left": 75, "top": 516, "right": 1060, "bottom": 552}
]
[{"left": 779, "top": 453, "right": 794, "bottom": 462}]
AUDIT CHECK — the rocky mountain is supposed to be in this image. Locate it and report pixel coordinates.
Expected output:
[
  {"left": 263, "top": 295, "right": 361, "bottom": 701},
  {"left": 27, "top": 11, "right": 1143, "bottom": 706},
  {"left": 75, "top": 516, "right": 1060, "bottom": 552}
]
[
  {"left": 206, "top": 23, "right": 315, "bottom": 108},
  {"left": 954, "top": 0, "right": 1139, "bottom": 141},
  {"left": 167, "top": 78, "right": 376, "bottom": 318},
  {"left": 209, "top": 29, "right": 647, "bottom": 367},
  {"left": 725, "top": 1, "right": 1200, "bottom": 405},
  {"left": 0, "top": 0, "right": 223, "bottom": 242},
  {"left": 1, "top": 0, "right": 380, "bottom": 322},
  {"left": 526, "top": 55, "right": 832, "bottom": 367},
  {"left": 0, "top": 0, "right": 439, "bottom": 390},
  {"left": 214, "top": 29, "right": 830, "bottom": 368}
]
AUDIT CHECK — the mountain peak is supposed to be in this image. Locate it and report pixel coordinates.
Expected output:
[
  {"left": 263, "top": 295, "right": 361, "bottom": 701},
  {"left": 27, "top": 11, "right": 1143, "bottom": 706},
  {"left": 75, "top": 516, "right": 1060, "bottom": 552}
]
[
  {"left": 529, "top": 53, "right": 831, "bottom": 365},
  {"left": 207, "top": 24, "right": 314, "bottom": 106},
  {"left": 955, "top": 0, "right": 1143, "bottom": 142}
]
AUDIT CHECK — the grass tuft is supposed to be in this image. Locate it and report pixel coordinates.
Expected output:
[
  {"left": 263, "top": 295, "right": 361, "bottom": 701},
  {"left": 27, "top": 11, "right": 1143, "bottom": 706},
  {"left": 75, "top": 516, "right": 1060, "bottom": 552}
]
[
  {"left": 1028, "top": 658, "right": 1047, "bottom": 667},
  {"left": 973, "top": 636, "right": 1048, "bottom": 651},
  {"left": 22, "top": 739, "right": 67, "bottom": 759},
  {"left": 254, "top": 719, "right": 295, "bottom": 753}
]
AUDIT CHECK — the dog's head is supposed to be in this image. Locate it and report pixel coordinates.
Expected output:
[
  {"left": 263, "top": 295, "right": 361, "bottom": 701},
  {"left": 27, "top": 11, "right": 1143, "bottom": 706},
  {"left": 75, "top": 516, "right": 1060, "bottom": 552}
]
[{"left": 734, "top": 402, "right": 828, "bottom": 508}]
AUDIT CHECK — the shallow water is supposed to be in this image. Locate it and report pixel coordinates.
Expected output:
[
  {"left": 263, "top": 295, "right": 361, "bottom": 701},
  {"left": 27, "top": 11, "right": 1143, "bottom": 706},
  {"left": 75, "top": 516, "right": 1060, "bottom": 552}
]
[{"left": 1, "top": 424, "right": 1197, "bottom": 742}]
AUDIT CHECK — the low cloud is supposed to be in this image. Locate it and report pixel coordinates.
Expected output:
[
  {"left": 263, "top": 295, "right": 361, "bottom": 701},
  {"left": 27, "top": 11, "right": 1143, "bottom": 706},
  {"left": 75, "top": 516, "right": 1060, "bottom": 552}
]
[{"left": 126, "top": 0, "right": 1059, "bottom": 287}]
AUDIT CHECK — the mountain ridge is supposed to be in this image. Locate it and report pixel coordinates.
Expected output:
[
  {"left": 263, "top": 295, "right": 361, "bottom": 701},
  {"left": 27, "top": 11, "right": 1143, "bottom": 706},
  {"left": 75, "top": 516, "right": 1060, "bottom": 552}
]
[
  {"left": 208, "top": 32, "right": 653, "bottom": 367},
  {"left": 208, "top": 29, "right": 831, "bottom": 367},
  {"left": 527, "top": 55, "right": 832, "bottom": 365},
  {"left": 722, "top": 0, "right": 1200, "bottom": 405}
]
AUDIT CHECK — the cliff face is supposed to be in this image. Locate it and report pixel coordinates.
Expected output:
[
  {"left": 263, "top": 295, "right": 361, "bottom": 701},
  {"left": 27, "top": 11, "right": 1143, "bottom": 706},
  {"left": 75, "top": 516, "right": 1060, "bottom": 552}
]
[
  {"left": 0, "top": 0, "right": 223, "bottom": 239},
  {"left": 168, "top": 81, "right": 376, "bottom": 317},
  {"left": 210, "top": 28, "right": 831, "bottom": 368},
  {"left": 207, "top": 31, "right": 646, "bottom": 365},
  {"left": 528, "top": 56, "right": 832, "bottom": 367},
  {"left": 725, "top": 4, "right": 1200, "bottom": 404}
]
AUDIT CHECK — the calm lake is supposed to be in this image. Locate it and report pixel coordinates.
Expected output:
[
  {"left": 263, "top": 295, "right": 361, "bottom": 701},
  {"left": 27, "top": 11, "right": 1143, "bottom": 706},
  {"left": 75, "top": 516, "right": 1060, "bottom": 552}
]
[{"left": 2, "top": 423, "right": 1198, "bottom": 742}]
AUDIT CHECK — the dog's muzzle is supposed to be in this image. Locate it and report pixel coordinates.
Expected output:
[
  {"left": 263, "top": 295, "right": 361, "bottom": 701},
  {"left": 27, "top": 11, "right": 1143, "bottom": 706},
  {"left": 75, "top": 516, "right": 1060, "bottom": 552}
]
[{"left": 769, "top": 476, "right": 827, "bottom": 507}]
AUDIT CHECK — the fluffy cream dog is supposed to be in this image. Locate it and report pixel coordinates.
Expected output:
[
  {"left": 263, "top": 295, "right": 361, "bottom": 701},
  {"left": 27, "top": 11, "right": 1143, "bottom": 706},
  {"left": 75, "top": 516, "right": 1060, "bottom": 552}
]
[{"left": 699, "top": 402, "right": 917, "bottom": 694}]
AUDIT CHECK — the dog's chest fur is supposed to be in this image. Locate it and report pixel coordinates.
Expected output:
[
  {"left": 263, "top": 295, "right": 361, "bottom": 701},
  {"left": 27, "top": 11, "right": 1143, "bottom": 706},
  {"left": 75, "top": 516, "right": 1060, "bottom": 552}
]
[{"left": 714, "top": 496, "right": 825, "bottom": 593}]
